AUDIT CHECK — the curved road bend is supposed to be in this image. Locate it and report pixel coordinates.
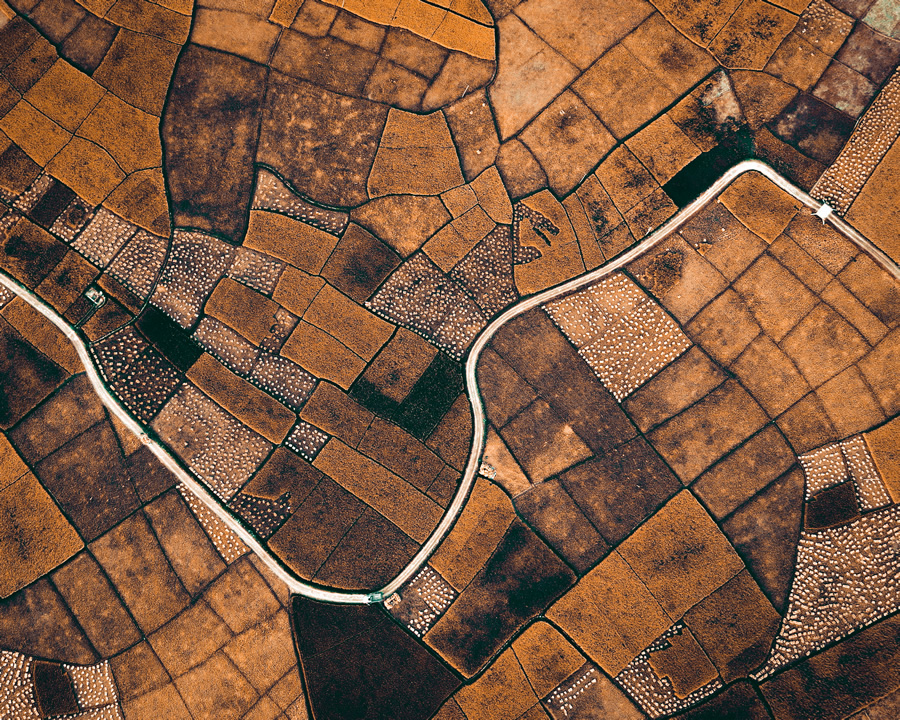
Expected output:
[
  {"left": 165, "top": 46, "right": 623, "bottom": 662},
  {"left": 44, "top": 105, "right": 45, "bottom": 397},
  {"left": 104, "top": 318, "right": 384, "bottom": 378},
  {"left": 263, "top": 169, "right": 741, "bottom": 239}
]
[{"left": 3, "top": 160, "right": 898, "bottom": 605}]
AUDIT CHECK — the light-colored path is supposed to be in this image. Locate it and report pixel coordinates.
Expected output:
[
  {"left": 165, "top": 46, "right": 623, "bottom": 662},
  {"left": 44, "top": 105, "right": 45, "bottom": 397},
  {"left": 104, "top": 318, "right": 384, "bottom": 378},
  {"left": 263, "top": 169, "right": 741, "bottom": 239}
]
[{"left": 3, "top": 160, "right": 897, "bottom": 605}]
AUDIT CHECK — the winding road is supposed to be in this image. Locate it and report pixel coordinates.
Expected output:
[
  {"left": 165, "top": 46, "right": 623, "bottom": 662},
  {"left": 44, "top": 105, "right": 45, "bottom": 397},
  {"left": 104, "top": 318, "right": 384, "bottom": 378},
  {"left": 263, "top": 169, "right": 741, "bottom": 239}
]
[{"left": 3, "top": 160, "right": 898, "bottom": 606}]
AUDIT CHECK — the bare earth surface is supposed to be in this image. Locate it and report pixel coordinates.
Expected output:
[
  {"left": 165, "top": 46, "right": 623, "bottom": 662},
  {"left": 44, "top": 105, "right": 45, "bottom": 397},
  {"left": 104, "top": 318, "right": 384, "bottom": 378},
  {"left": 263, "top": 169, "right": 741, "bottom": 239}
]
[{"left": 1, "top": 0, "right": 900, "bottom": 718}]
